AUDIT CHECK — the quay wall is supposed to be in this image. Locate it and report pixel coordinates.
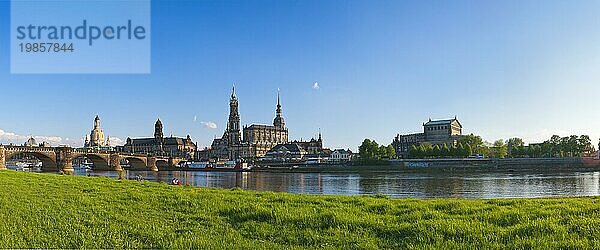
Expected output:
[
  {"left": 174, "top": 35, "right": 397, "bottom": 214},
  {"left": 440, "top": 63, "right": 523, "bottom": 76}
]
[{"left": 396, "top": 157, "right": 585, "bottom": 169}]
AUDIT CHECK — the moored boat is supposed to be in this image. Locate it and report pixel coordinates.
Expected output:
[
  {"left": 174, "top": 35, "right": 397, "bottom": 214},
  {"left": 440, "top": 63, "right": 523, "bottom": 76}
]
[{"left": 582, "top": 156, "right": 600, "bottom": 167}]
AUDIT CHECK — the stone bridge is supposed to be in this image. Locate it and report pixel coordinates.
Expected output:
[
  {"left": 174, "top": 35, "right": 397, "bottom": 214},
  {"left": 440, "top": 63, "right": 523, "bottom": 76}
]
[{"left": 0, "top": 145, "right": 185, "bottom": 172}]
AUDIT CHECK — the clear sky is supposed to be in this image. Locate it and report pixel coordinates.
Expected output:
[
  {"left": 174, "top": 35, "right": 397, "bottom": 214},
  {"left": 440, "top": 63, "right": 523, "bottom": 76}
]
[{"left": 1, "top": 0, "right": 600, "bottom": 150}]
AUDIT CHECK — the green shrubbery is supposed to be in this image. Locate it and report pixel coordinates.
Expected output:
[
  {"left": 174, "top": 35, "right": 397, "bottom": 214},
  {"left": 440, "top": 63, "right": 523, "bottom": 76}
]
[
  {"left": 358, "top": 139, "right": 396, "bottom": 160},
  {"left": 409, "top": 142, "right": 472, "bottom": 159},
  {"left": 1, "top": 170, "right": 600, "bottom": 248},
  {"left": 401, "top": 134, "right": 595, "bottom": 159}
]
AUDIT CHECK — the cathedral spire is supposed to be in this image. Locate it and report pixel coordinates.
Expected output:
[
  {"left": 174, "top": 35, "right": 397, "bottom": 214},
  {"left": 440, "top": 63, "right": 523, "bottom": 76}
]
[
  {"left": 231, "top": 84, "right": 236, "bottom": 100},
  {"left": 273, "top": 89, "right": 285, "bottom": 128},
  {"left": 318, "top": 128, "right": 322, "bottom": 141},
  {"left": 276, "top": 88, "right": 281, "bottom": 113}
]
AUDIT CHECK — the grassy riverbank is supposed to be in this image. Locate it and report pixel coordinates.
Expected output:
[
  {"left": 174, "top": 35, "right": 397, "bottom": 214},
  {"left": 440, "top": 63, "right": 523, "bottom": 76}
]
[{"left": 1, "top": 171, "right": 600, "bottom": 249}]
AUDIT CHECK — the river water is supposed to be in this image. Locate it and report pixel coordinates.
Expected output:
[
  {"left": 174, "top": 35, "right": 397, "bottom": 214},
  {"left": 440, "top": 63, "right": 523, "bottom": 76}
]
[{"left": 72, "top": 166, "right": 600, "bottom": 198}]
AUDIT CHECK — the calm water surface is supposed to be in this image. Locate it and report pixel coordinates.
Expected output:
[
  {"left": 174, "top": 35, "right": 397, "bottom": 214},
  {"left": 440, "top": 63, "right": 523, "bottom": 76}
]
[{"left": 73, "top": 166, "right": 600, "bottom": 198}]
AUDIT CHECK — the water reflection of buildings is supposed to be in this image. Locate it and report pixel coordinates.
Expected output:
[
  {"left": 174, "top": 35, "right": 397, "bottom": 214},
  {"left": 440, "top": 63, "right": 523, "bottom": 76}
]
[{"left": 69, "top": 169, "right": 600, "bottom": 198}]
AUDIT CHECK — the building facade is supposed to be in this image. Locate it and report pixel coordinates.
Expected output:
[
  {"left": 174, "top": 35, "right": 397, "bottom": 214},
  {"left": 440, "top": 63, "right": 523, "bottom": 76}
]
[
  {"left": 265, "top": 143, "right": 306, "bottom": 160},
  {"left": 330, "top": 149, "right": 353, "bottom": 163},
  {"left": 291, "top": 134, "right": 323, "bottom": 155},
  {"left": 209, "top": 87, "right": 289, "bottom": 160},
  {"left": 119, "top": 119, "right": 197, "bottom": 159},
  {"left": 392, "top": 117, "right": 464, "bottom": 158}
]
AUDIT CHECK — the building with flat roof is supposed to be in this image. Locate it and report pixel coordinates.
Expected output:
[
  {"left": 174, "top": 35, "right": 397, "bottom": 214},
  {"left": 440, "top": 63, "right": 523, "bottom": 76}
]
[{"left": 392, "top": 117, "right": 465, "bottom": 158}]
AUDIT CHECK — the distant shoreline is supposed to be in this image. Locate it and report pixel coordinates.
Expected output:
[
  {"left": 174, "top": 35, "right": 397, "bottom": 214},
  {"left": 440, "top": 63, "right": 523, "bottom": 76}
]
[{"left": 247, "top": 157, "right": 598, "bottom": 173}]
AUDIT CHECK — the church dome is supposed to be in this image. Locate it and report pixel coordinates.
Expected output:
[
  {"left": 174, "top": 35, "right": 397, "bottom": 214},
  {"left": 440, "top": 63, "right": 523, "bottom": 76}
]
[
  {"left": 88, "top": 115, "right": 106, "bottom": 147},
  {"left": 24, "top": 137, "right": 37, "bottom": 147}
]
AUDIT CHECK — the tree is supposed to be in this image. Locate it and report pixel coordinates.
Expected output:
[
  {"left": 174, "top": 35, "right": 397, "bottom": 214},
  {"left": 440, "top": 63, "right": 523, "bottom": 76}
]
[
  {"left": 566, "top": 135, "right": 579, "bottom": 157},
  {"left": 523, "top": 146, "right": 533, "bottom": 158},
  {"left": 540, "top": 142, "right": 552, "bottom": 157},
  {"left": 465, "top": 144, "right": 473, "bottom": 157},
  {"left": 386, "top": 145, "right": 396, "bottom": 159},
  {"left": 457, "top": 144, "right": 466, "bottom": 158},
  {"left": 359, "top": 139, "right": 379, "bottom": 159},
  {"left": 533, "top": 145, "right": 543, "bottom": 158},
  {"left": 490, "top": 139, "right": 507, "bottom": 158},
  {"left": 418, "top": 143, "right": 433, "bottom": 158},
  {"left": 441, "top": 144, "right": 450, "bottom": 158},
  {"left": 527, "top": 134, "right": 595, "bottom": 158},
  {"left": 359, "top": 139, "right": 398, "bottom": 160},
  {"left": 459, "top": 134, "right": 485, "bottom": 155},
  {"left": 409, "top": 145, "right": 420, "bottom": 159},
  {"left": 378, "top": 145, "right": 387, "bottom": 158},
  {"left": 578, "top": 135, "right": 594, "bottom": 156},
  {"left": 506, "top": 138, "right": 524, "bottom": 157},
  {"left": 449, "top": 144, "right": 459, "bottom": 158},
  {"left": 549, "top": 135, "right": 561, "bottom": 157},
  {"left": 432, "top": 145, "right": 441, "bottom": 158}
]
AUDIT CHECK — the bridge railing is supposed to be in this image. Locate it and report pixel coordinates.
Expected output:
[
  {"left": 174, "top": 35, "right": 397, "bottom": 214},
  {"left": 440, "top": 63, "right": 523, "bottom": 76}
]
[
  {"left": 73, "top": 147, "right": 120, "bottom": 154},
  {"left": 1, "top": 145, "right": 186, "bottom": 160},
  {"left": 3, "top": 146, "right": 56, "bottom": 152}
]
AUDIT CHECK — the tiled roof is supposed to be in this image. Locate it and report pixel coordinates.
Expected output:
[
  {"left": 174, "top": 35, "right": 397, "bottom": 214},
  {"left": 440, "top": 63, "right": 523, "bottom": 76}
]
[
  {"left": 267, "top": 143, "right": 306, "bottom": 154},
  {"left": 424, "top": 119, "right": 456, "bottom": 126}
]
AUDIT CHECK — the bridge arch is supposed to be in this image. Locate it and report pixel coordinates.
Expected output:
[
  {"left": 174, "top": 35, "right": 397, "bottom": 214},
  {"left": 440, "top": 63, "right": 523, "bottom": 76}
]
[
  {"left": 155, "top": 159, "right": 169, "bottom": 170},
  {"left": 72, "top": 154, "right": 111, "bottom": 171},
  {"left": 121, "top": 157, "right": 148, "bottom": 170},
  {"left": 5, "top": 151, "right": 57, "bottom": 171}
]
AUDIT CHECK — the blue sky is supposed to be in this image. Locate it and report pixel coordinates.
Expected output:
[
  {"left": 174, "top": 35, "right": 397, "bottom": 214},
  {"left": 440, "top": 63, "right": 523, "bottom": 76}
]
[{"left": 1, "top": 0, "right": 600, "bottom": 150}]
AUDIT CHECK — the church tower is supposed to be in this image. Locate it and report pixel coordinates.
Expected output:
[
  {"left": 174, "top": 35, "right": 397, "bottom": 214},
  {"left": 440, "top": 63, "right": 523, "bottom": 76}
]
[
  {"left": 154, "top": 118, "right": 164, "bottom": 139},
  {"left": 88, "top": 115, "right": 106, "bottom": 147},
  {"left": 154, "top": 118, "right": 164, "bottom": 154},
  {"left": 273, "top": 89, "right": 285, "bottom": 128},
  {"left": 227, "top": 85, "right": 241, "bottom": 145}
]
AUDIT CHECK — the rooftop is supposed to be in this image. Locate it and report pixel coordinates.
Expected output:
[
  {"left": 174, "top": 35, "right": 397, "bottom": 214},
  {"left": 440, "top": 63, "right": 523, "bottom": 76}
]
[{"left": 424, "top": 118, "right": 460, "bottom": 126}]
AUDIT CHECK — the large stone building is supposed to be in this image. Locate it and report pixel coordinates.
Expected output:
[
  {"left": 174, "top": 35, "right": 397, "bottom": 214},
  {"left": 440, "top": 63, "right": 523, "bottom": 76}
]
[
  {"left": 264, "top": 135, "right": 326, "bottom": 161},
  {"left": 291, "top": 134, "right": 323, "bottom": 155},
  {"left": 265, "top": 143, "right": 306, "bottom": 160},
  {"left": 392, "top": 117, "right": 464, "bottom": 158},
  {"left": 118, "top": 119, "right": 197, "bottom": 159},
  {"left": 209, "top": 87, "right": 289, "bottom": 160},
  {"left": 84, "top": 115, "right": 109, "bottom": 148}
]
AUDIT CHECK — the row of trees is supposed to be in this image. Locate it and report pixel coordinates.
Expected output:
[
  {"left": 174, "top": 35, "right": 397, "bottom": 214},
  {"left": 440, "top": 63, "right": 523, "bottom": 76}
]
[
  {"left": 358, "top": 139, "right": 396, "bottom": 159},
  {"left": 406, "top": 134, "right": 595, "bottom": 159},
  {"left": 505, "top": 135, "right": 594, "bottom": 158},
  {"left": 407, "top": 134, "right": 489, "bottom": 159},
  {"left": 358, "top": 134, "right": 595, "bottom": 160},
  {"left": 409, "top": 143, "right": 472, "bottom": 159}
]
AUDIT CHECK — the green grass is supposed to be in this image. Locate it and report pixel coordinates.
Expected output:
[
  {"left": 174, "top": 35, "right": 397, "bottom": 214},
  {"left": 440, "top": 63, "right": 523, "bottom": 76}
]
[{"left": 1, "top": 171, "right": 600, "bottom": 249}]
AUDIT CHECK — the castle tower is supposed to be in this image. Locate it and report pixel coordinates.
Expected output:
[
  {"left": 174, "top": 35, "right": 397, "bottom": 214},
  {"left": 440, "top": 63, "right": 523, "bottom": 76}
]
[
  {"left": 273, "top": 89, "right": 285, "bottom": 128},
  {"left": 227, "top": 85, "right": 241, "bottom": 145},
  {"left": 89, "top": 115, "right": 106, "bottom": 147}
]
